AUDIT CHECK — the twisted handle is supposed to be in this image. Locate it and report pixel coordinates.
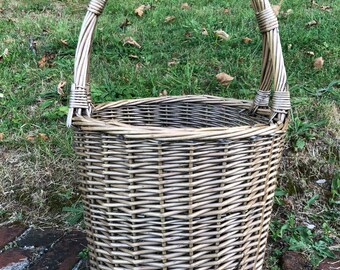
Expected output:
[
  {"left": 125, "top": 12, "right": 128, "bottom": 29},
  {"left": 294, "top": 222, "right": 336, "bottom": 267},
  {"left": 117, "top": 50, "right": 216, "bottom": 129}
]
[{"left": 67, "top": 0, "right": 290, "bottom": 127}]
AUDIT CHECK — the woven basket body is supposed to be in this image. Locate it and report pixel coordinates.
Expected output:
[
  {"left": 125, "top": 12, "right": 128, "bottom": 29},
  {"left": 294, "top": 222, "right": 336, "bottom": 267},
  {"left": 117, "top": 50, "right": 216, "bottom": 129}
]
[{"left": 68, "top": 0, "right": 291, "bottom": 269}]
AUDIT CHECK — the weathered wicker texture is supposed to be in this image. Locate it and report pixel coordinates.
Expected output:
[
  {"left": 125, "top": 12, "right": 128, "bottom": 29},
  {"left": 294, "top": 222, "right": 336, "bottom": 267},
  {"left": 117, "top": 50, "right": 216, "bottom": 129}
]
[{"left": 69, "top": 0, "right": 290, "bottom": 269}]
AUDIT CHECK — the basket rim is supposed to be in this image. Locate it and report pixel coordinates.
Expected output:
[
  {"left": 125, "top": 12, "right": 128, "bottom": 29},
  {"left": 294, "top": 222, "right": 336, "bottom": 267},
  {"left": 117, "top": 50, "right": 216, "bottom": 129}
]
[{"left": 72, "top": 95, "right": 288, "bottom": 140}]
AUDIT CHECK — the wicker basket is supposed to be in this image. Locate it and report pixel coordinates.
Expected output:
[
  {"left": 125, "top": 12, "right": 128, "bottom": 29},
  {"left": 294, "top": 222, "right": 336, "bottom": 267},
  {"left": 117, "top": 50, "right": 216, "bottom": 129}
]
[{"left": 67, "top": 0, "right": 291, "bottom": 269}]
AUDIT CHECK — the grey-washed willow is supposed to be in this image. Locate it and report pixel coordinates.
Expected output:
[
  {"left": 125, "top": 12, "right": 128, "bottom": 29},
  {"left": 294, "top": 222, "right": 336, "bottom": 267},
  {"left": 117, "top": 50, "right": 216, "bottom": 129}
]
[{"left": 67, "top": 0, "right": 291, "bottom": 269}]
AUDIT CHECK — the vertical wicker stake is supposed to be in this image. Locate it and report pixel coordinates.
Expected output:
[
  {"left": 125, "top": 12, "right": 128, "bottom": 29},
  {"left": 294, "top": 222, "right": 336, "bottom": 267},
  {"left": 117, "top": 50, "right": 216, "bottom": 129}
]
[{"left": 68, "top": 0, "right": 290, "bottom": 269}]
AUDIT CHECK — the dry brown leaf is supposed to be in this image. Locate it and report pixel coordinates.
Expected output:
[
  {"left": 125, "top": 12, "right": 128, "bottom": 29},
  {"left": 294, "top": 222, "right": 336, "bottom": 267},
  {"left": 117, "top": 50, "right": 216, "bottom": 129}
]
[
  {"left": 60, "top": 39, "right": 68, "bottom": 46},
  {"left": 242, "top": 37, "right": 252, "bottom": 44},
  {"left": 168, "top": 60, "right": 178, "bottom": 66},
  {"left": 0, "top": 8, "right": 4, "bottom": 13},
  {"left": 223, "top": 7, "right": 230, "bottom": 13},
  {"left": 129, "top": 54, "right": 139, "bottom": 59},
  {"left": 135, "top": 62, "right": 143, "bottom": 71},
  {"left": 165, "top": 16, "right": 175, "bottom": 23},
  {"left": 305, "top": 20, "right": 318, "bottom": 27},
  {"left": 214, "top": 30, "right": 230, "bottom": 40},
  {"left": 26, "top": 135, "right": 35, "bottom": 142},
  {"left": 216, "top": 72, "right": 234, "bottom": 86},
  {"left": 313, "top": 57, "right": 324, "bottom": 69},
  {"left": 38, "top": 133, "right": 48, "bottom": 141},
  {"left": 287, "top": 44, "right": 292, "bottom": 49},
  {"left": 201, "top": 28, "right": 209, "bottom": 36},
  {"left": 38, "top": 53, "right": 55, "bottom": 68},
  {"left": 135, "top": 5, "right": 146, "bottom": 17},
  {"left": 159, "top": 90, "right": 168, "bottom": 96},
  {"left": 306, "top": 51, "right": 315, "bottom": 56},
  {"left": 271, "top": 5, "right": 281, "bottom": 16},
  {"left": 0, "top": 133, "right": 4, "bottom": 141},
  {"left": 123, "top": 37, "right": 142, "bottom": 49},
  {"left": 57, "top": 81, "right": 66, "bottom": 96},
  {"left": 0, "top": 48, "right": 9, "bottom": 62},
  {"left": 320, "top": 5, "right": 332, "bottom": 11},
  {"left": 181, "top": 3, "right": 190, "bottom": 9},
  {"left": 281, "top": 8, "right": 293, "bottom": 17},
  {"left": 286, "top": 9, "right": 293, "bottom": 15},
  {"left": 311, "top": 0, "right": 318, "bottom": 7}
]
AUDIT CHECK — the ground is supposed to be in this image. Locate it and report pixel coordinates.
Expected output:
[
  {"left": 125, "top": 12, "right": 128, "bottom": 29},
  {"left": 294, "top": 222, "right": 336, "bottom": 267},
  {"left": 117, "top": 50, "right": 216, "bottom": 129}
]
[{"left": 0, "top": 0, "right": 339, "bottom": 269}]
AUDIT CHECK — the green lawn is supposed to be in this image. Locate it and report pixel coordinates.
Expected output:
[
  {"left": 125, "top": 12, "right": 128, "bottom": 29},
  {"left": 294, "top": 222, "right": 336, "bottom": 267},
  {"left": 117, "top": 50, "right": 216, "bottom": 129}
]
[{"left": 0, "top": 0, "right": 339, "bottom": 268}]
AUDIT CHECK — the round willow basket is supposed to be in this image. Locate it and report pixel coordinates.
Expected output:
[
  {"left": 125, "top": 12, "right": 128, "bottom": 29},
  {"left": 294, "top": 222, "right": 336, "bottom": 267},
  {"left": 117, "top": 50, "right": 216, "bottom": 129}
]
[{"left": 67, "top": 0, "right": 291, "bottom": 269}]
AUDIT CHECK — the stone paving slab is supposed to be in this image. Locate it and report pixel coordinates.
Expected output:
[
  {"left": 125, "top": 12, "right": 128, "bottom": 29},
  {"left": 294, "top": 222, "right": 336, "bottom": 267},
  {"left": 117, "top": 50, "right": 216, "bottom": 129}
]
[
  {"left": 0, "top": 224, "right": 27, "bottom": 250},
  {"left": 0, "top": 248, "right": 32, "bottom": 270},
  {"left": 17, "top": 228, "right": 63, "bottom": 250},
  {"left": 29, "top": 230, "right": 88, "bottom": 270}
]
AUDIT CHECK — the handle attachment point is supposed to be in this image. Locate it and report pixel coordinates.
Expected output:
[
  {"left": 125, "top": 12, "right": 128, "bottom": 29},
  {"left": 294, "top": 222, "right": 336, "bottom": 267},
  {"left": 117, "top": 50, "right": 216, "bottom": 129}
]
[
  {"left": 88, "top": 0, "right": 107, "bottom": 15},
  {"left": 255, "top": 7, "right": 279, "bottom": 33}
]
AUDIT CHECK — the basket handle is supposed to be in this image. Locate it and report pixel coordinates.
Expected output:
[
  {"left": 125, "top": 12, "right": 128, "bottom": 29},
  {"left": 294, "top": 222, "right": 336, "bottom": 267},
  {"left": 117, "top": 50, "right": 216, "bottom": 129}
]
[{"left": 67, "top": 0, "right": 290, "bottom": 127}]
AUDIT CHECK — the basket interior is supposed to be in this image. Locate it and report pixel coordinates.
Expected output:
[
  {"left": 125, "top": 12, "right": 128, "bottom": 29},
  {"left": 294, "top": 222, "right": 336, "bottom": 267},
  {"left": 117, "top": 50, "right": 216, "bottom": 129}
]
[{"left": 92, "top": 99, "right": 270, "bottom": 128}]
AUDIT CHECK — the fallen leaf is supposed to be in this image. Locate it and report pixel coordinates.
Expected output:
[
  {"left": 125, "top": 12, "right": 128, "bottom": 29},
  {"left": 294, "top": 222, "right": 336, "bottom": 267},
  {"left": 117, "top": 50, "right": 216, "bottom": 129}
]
[
  {"left": 181, "top": 3, "right": 190, "bottom": 9},
  {"left": 271, "top": 4, "right": 281, "bottom": 16},
  {"left": 305, "top": 223, "right": 315, "bottom": 230},
  {"left": 214, "top": 30, "right": 230, "bottom": 40},
  {"left": 159, "top": 90, "right": 168, "bottom": 96},
  {"left": 305, "top": 20, "right": 318, "bottom": 27},
  {"left": 60, "top": 39, "right": 68, "bottom": 46},
  {"left": 0, "top": 133, "right": 3, "bottom": 141},
  {"left": 311, "top": 0, "right": 318, "bottom": 7},
  {"left": 0, "top": 93, "right": 3, "bottom": 98},
  {"left": 306, "top": 51, "right": 315, "bottom": 56},
  {"left": 316, "top": 179, "right": 327, "bottom": 184},
  {"left": 0, "top": 8, "right": 4, "bottom": 13},
  {"left": 119, "top": 18, "right": 131, "bottom": 29},
  {"left": 57, "top": 81, "right": 66, "bottom": 96},
  {"left": 320, "top": 5, "right": 331, "bottom": 11},
  {"left": 123, "top": 37, "right": 142, "bottom": 49},
  {"left": 201, "top": 28, "right": 209, "bottom": 36},
  {"left": 313, "top": 57, "right": 324, "bottom": 69},
  {"left": 3, "top": 48, "right": 9, "bottom": 56},
  {"left": 223, "top": 7, "right": 230, "bottom": 13},
  {"left": 281, "top": 8, "right": 293, "bottom": 17},
  {"left": 135, "top": 5, "right": 146, "bottom": 17},
  {"left": 26, "top": 135, "right": 35, "bottom": 142},
  {"left": 129, "top": 54, "right": 139, "bottom": 59},
  {"left": 165, "top": 16, "right": 175, "bottom": 23},
  {"left": 168, "top": 60, "right": 178, "bottom": 66},
  {"left": 38, "top": 133, "right": 48, "bottom": 141},
  {"left": 135, "top": 62, "right": 143, "bottom": 71},
  {"left": 242, "top": 37, "right": 252, "bottom": 44},
  {"left": 286, "top": 8, "right": 293, "bottom": 15},
  {"left": 38, "top": 53, "right": 55, "bottom": 68},
  {"left": 287, "top": 44, "right": 292, "bottom": 49},
  {"left": 216, "top": 72, "right": 234, "bottom": 86}
]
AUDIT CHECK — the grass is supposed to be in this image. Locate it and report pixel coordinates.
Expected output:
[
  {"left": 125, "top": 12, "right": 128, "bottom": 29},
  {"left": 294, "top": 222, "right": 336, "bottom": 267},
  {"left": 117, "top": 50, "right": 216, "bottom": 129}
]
[{"left": 0, "top": 0, "right": 339, "bottom": 268}]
